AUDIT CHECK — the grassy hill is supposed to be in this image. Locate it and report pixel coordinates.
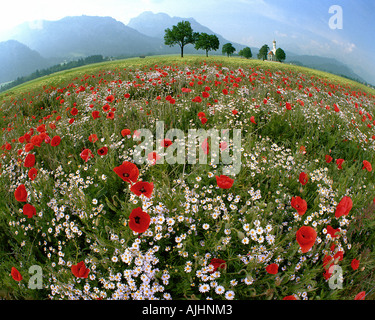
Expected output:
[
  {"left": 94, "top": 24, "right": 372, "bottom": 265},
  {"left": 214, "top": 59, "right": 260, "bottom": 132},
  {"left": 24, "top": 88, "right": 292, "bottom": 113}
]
[{"left": 1, "top": 55, "right": 374, "bottom": 300}]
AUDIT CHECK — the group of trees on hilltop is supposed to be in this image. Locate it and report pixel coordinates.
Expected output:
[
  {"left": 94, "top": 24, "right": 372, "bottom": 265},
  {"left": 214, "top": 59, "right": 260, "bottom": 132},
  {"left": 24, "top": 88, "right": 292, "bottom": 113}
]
[
  {"left": 164, "top": 21, "right": 219, "bottom": 57},
  {"left": 257, "top": 44, "right": 286, "bottom": 62},
  {"left": 163, "top": 20, "right": 240, "bottom": 58},
  {"left": 164, "top": 20, "right": 286, "bottom": 62}
]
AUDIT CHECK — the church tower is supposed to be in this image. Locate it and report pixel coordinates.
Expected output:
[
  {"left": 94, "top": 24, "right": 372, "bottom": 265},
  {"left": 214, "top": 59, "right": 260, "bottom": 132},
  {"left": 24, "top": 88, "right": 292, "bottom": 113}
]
[{"left": 272, "top": 40, "right": 277, "bottom": 55}]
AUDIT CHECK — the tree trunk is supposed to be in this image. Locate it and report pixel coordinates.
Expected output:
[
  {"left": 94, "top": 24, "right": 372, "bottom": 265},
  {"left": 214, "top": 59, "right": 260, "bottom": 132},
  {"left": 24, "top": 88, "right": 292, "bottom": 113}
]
[
  {"left": 206, "top": 50, "right": 208, "bottom": 57},
  {"left": 181, "top": 45, "right": 184, "bottom": 58}
]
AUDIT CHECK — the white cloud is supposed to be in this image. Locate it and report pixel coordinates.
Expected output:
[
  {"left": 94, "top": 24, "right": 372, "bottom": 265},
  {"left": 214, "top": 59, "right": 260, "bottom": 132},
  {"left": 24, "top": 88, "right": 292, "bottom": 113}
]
[
  {"left": 332, "top": 39, "right": 356, "bottom": 53},
  {"left": 275, "top": 30, "right": 288, "bottom": 38}
]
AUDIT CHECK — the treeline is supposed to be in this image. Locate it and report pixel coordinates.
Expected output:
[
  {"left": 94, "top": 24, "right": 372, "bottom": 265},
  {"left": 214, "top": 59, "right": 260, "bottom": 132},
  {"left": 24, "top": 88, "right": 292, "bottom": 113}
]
[
  {"left": 164, "top": 21, "right": 286, "bottom": 62},
  {"left": 0, "top": 55, "right": 108, "bottom": 92}
]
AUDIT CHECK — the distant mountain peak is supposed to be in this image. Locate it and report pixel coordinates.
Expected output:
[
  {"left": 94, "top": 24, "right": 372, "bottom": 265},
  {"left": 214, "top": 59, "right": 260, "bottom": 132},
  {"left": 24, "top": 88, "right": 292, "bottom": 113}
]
[
  {"left": 127, "top": 11, "right": 245, "bottom": 50},
  {"left": 3, "top": 15, "right": 163, "bottom": 59},
  {"left": 0, "top": 39, "right": 48, "bottom": 83}
]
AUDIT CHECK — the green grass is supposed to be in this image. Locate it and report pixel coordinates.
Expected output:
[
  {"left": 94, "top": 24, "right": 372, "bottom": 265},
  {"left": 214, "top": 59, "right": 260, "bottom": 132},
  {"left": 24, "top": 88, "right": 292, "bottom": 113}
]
[{"left": 1, "top": 54, "right": 374, "bottom": 300}]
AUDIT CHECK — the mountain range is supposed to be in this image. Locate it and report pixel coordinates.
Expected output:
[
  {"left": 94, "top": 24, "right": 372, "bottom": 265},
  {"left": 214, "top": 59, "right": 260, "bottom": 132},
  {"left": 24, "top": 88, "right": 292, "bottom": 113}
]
[
  {"left": 0, "top": 12, "right": 368, "bottom": 85},
  {"left": 0, "top": 40, "right": 50, "bottom": 83}
]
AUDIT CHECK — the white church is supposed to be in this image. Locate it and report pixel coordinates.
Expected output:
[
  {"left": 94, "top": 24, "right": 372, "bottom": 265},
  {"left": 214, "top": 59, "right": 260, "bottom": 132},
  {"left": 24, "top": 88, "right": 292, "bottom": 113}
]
[{"left": 267, "top": 40, "right": 277, "bottom": 61}]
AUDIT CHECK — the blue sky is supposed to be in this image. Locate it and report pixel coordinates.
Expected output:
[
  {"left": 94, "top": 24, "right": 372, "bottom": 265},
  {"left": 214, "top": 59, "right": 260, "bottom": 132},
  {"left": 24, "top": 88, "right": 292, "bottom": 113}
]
[{"left": 0, "top": 0, "right": 374, "bottom": 83}]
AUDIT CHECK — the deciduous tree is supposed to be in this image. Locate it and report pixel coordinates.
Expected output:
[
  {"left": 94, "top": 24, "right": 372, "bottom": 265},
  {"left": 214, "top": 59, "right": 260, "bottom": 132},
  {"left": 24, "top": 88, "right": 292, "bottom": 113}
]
[
  {"left": 164, "top": 21, "right": 199, "bottom": 58},
  {"left": 239, "top": 47, "right": 252, "bottom": 59},
  {"left": 222, "top": 43, "right": 236, "bottom": 57},
  {"left": 194, "top": 33, "right": 220, "bottom": 57},
  {"left": 275, "top": 48, "right": 286, "bottom": 62}
]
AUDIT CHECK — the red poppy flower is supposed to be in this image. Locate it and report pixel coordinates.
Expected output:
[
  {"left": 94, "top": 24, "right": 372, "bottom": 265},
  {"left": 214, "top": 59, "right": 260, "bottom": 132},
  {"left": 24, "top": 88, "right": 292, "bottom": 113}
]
[
  {"left": 129, "top": 207, "right": 151, "bottom": 233},
  {"left": 37, "top": 124, "right": 46, "bottom": 133},
  {"left": 335, "top": 196, "right": 353, "bottom": 218},
  {"left": 202, "top": 91, "right": 210, "bottom": 98},
  {"left": 363, "top": 160, "right": 372, "bottom": 172},
  {"left": 323, "top": 255, "right": 334, "bottom": 268},
  {"left": 71, "top": 261, "right": 90, "bottom": 278},
  {"left": 327, "top": 225, "right": 340, "bottom": 238},
  {"left": 124, "top": 93, "right": 130, "bottom": 99},
  {"left": 192, "top": 96, "right": 202, "bottom": 103},
  {"left": 296, "top": 226, "right": 317, "bottom": 253},
  {"left": 51, "top": 135, "right": 61, "bottom": 147},
  {"left": 113, "top": 161, "right": 139, "bottom": 184},
  {"left": 23, "top": 203, "right": 37, "bottom": 218},
  {"left": 299, "top": 172, "right": 308, "bottom": 185},
  {"left": 291, "top": 196, "right": 307, "bottom": 216},
  {"left": 70, "top": 107, "right": 78, "bottom": 116},
  {"left": 325, "top": 155, "right": 333, "bottom": 163},
  {"left": 323, "top": 268, "right": 333, "bottom": 280},
  {"left": 88, "top": 134, "right": 98, "bottom": 143},
  {"left": 148, "top": 152, "right": 161, "bottom": 165},
  {"left": 162, "top": 139, "right": 173, "bottom": 148},
  {"left": 14, "top": 184, "right": 28, "bottom": 202},
  {"left": 25, "top": 143, "right": 34, "bottom": 153},
  {"left": 336, "top": 159, "right": 344, "bottom": 169},
  {"left": 334, "top": 251, "right": 344, "bottom": 261},
  {"left": 250, "top": 116, "right": 256, "bottom": 124},
  {"left": 5, "top": 142, "right": 12, "bottom": 150},
  {"left": 265, "top": 263, "right": 279, "bottom": 275},
  {"left": 121, "top": 129, "right": 131, "bottom": 137},
  {"left": 197, "top": 112, "right": 206, "bottom": 119},
  {"left": 285, "top": 102, "right": 292, "bottom": 110},
  {"left": 354, "top": 291, "right": 366, "bottom": 300},
  {"left": 219, "top": 141, "right": 228, "bottom": 151},
  {"left": 24, "top": 133, "right": 31, "bottom": 143},
  {"left": 107, "top": 111, "right": 115, "bottom": 119},
  {"left": 80, "top": 149, "right": 94, "bottom": 162},
  {"left": 232, "top": 109, "right": 238, "bottom": 115},
  {"left": 216, "top": 175, "right": 234, "bottom": 189},
  {"left": 30, "top": 135, "right": 43, "bottom": 147},
  {"left": 208, "top": 258, "right": 226, "bottom": 273},
  {"left": 24, "top": 153, "right": 35, "bottom": 168},
  {"left": 222, "top": 89, "right": 228, "bottom": 95},
  {"left": 102, "top": 103, "right": 110, "bottom": 112},
  {"left": 11, "top": 267, "right": 23, "bottom": 281},
  {"left": 351, "top": 258, "right": 360, "bottom": 270},
  {"left": 28, "top": 167, "right": 38, "bottom": 181},
  {"left": 200, "top": 117, "right": 208, "bottom": 125},
  {"left": 106, "top": 95, "right": 115, "bottom": 103},
  {"left": 130, "top": 181, "right": 154, "bottom": 198},
  {"left": 92, "top": 111, "right": 101, "bottom": 119},
  {"left": 283, "top": 295, "right": 297, "bottom": 300},
  {"left": 97, "top": 146, "right": 108, "bottom": 156}
]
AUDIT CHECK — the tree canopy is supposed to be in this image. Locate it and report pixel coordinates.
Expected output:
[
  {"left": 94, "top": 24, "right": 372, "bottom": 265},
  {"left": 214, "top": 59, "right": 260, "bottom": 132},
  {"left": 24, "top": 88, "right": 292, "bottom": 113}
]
[
  {"left": 275, "top": 48, "right": 286, "bottom": 62},
  {"left": 222, "top": 43, "right": 236, "bottom": 57},
  {"left": 257, "top": 44, "right": 270, "bottom": 60},
  {"left": 239, "top": 47, "right": 252, "bottom": 59},
  {"left": 164, "top": 21, "right": 199, "bottom": 58},
  {"left": 194, "top": 33, "right": 220, "bottom": 57}
]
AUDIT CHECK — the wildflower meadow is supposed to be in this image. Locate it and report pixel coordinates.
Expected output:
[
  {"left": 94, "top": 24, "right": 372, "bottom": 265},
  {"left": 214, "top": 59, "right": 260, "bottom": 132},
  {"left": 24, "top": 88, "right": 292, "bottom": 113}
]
[{"left": 0, "top": 55, "right": 374, "bottom": 300}]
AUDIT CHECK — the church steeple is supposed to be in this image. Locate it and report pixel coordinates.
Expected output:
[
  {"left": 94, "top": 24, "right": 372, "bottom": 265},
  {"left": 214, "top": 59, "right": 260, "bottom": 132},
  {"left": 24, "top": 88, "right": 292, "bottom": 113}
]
[{"left": 272, "top": 40, "right": 277, "bottom": 55}]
